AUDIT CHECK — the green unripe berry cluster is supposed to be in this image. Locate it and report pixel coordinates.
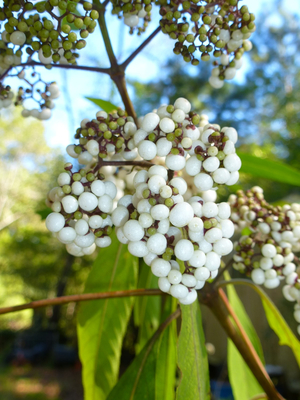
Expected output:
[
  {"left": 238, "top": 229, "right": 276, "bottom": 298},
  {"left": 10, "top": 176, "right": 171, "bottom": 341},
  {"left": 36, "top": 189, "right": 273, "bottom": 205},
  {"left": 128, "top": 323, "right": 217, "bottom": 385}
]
[
  {"left": 0, "top": 0, "right": 100, "bottom": 66},
  {"left": 158, "top": 0, "right": 255, "bottom": 69},
  {"left": 110, "top": 0, "right": 152, "bottom": 35}
]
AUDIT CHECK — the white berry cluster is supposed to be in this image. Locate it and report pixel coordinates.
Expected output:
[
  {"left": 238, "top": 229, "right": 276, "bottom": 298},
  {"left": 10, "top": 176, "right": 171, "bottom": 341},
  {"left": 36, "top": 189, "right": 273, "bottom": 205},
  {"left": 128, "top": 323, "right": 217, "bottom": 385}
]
[
  {"left": 20, "top": 80, "right": 60, "bottom": 120},
  {"left": 113, "top": 165, "right": 234, "bottom": 304},
  {"left": 0, "top": 67, "right": 60, "bottom": 120},
  {"left": 0, "top": 0, "right": 99, "bottom": 66},
  {"left": 45, "top": 96, "right": 241, "bottom": 304},
  {"left": 0, "top": 42, "right": 22, "bottom": 75},
  {"left": 66, "top": 108, "right": 138, "bottom": 165},
  {"left": 229, "top": 187, "right": 300, "bottom": 333},
  {"left": 45, "top": 163, "right": 116, "bottom": 257},
  {"left": 136, "top": 97, "right": 241, "bottom": 190}
]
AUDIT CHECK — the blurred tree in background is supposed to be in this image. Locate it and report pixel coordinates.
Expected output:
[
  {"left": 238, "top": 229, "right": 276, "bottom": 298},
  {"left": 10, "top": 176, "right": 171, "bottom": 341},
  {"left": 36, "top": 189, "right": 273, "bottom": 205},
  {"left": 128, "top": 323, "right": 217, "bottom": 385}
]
[{"left": 0, "top": 111, "right": 93, "bottom": 339}]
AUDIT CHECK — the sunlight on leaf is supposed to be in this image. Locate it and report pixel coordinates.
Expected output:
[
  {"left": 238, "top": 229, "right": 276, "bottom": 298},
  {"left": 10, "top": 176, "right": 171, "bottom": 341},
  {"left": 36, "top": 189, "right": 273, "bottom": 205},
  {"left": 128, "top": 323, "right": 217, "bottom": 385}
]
[
  {"left": 176, "top": 301, "right": 210, "bottom": 400},
  {"left": 86, "top": 97, "right": 119, "bottom": 113}
]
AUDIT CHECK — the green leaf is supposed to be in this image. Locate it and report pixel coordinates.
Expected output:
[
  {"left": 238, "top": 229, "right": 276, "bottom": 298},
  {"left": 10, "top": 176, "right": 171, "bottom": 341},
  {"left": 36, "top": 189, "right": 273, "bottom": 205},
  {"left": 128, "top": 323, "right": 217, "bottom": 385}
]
[
  {"left": 155, "top": 297, "right": 177, "bottom": 400},
  {"left": 107, "top": 307, "right": 178, "bottom": 400},
  {"left": 226, "top": 273, "right": 265, "bottom": 400},
  {"left": 77, "top": 234, "right": 138, "bottom": 400},
  {"left": 176, "top": 302, "right": 210, "bottom": 400},
  {"left": 86, "top": 97, "right": 119, "bottom": 113},
  {"left": 227, "top": 280, "right": 300, "bottom": 368},
  {"left": 238, "top": 151, "right": 300, "bottom": 186},
  {"left": 134, "top": 261, "right": 161, "bottom": 354}
]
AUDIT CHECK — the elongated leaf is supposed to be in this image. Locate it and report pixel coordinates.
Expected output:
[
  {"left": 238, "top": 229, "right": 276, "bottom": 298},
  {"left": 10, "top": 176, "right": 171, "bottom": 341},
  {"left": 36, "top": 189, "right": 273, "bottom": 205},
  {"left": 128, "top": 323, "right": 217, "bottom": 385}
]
[
  {"left": 260, "top": 292, "right": 300, "bottom": 366},
  {"left": 227, "top": 280, "right": 300, "bottom": 367},
  {"left": 226, "top": 274, "right": 265, "bottom": 400},
  {"left": 176, "top": 302, "right": 210, "bottom": 400},
  {"left": 155, "top": 297, "right": 177, "bottom": 400},
  {"left": 86, "top": 97, "right": 118, "bottom": 113},
  {"left": 107, "top": 308, "right": 178, "bottom": 400},
  {"left": 134, "top": 261, "right": 161, "bottom": 353},
  {"left": 77, "top": 234, "right": 138, "bottom": 400},
  {"left": 238, "top": 152, "right": 300, "bottom": 186}
]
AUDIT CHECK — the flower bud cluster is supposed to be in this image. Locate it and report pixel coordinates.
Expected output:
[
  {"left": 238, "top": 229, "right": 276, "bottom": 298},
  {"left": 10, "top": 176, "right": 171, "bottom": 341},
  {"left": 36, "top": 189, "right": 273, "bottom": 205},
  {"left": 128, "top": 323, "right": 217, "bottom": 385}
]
[
  {"left": 113, "top": 165, "right": 234, "bottom": 304},
  {"left": 158, "top": 0, "right": 255, "bottom": 86},
  {"left": 66, "top": 108, "right": 138, "bottom": 164},
  {"left": 0, "top": 0, "right": 99, "bottom": 66},
  {"left": 137, "top": 97, "right": 241, "bottom": 190},
  {"left": 111, "top": 0, "right": 151, "bottom": 34},
  {"left": 45, "top": 162, "right": 117, "bottom": 256},
  {"left": 229, "top": 187, "right": 300, "bottom": 333}
]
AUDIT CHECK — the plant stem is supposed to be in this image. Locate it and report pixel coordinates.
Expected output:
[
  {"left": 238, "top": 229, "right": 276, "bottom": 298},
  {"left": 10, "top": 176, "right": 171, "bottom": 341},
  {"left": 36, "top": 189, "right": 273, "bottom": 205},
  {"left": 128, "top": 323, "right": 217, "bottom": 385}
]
[
  {"left": 17, "top": 61, "right": 111, "bottom": 74},
  {"left": 250, "top": 395, "right": 268, "bottom": 400},
  {"left": 112, "top": 73, "right": 137, "bottom": 121},
  {"left": 98, "top": 159, "right": 154, "bottom": 169},
  {"left": 0, "top": 288, "right": 162, "bottom": 316},
  {"left": 122, "top": 26, "right": 162, "bottom": 69},
  {"left": 95, "top": 2, "right": 137, "bottom": 120},
  {"left": 198, "top": 284, "right": 285, "bottom": 400},
  {"left": 97, "top": 6, "right": 118, "bottom": 70}
]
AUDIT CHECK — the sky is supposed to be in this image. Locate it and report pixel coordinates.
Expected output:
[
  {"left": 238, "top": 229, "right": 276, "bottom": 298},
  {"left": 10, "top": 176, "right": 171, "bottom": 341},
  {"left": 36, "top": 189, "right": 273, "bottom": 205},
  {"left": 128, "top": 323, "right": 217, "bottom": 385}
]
[{"left": 4, "top": 0, "right": 300, "bottom": 150}]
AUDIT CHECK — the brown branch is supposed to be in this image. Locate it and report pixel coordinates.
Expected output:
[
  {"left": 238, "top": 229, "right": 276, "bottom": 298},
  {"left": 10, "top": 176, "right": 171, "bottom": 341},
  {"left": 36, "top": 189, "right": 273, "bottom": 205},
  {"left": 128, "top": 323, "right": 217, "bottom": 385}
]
[
  {"left": 0, "top": 66, "right": 13, "bottom": 81},
  {"left": 121, "top": 26, "right": 162, "bottom": 70},
  {"left": 17, "top": 61, "right": 111, "bottom": 75},
  {"left": 112, "top": 73, "right": 137, "bottom": 122},
  {"left": 198, "top": 284, "right": 285, "bottom": 400},
  {"left": 0, "top": 288, "right": 162, "bottom": 316},
  {"left": 250, "top": 394, "right": 268, "bottom": 400},
  {"left": 99, "top": 160, "right": 154, "bottom": 169}
]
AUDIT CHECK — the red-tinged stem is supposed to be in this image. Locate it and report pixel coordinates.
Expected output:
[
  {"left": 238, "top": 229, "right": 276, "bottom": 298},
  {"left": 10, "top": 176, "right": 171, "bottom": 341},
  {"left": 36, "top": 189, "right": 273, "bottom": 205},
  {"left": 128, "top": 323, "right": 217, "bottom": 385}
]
[
  {"left": 198, "top": 284, "right": 285, "bottom": 400},
  {"left": 0, "top": 288, "right": 162, "bottom": 316}
]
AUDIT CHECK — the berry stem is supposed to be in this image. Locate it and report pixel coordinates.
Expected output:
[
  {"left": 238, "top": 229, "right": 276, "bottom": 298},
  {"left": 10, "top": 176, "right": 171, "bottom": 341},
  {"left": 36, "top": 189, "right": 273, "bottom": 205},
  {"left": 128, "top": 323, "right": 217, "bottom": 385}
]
[
  {"left": 0, "top": 288, "right": 162, "bottom": 316},
  {"left": 211, "top": 257, "right": 234, "bottom": 286},
  {"left": 199, "top": 284, "right": 285, "bottom": 400},
  {"left": 96, "top": 159, "right": 154, "bottom": 169},
  {"left": 112, "top": 73, "right": 137, "bottom": 121},
  {"left": 93, "top": 1, "right": 137, "bottom": 120},
  {"left": 96, "top": 5, "right": 119, "bottom": 70},
  {"left": 121, "top": 26, "right": 162, "bottom": 70}
]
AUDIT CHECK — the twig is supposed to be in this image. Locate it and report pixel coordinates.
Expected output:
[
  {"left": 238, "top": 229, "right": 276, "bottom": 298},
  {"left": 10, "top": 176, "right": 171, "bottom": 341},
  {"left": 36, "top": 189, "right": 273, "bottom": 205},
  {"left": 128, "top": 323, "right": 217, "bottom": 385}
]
[
  {"left": 218, "top": 287, "right": 272, "bottom": 385},
  {"left": 0, "top": 288, "right": 162, "bottom": 316},
  {"left": 250, "top": 394, "right": 268, "bottom": 400},
  {"left": 121, "top": 26, "right": 162, "bottom": 69},
  {"left": 16, "top": 61, "right": 111, "bottom": 75},
  {"left": 99, "top": 160, "right": 154, "bottom": 169},
  {"left": 212, "top": 257, "right": 234, "bottom": 286}
]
